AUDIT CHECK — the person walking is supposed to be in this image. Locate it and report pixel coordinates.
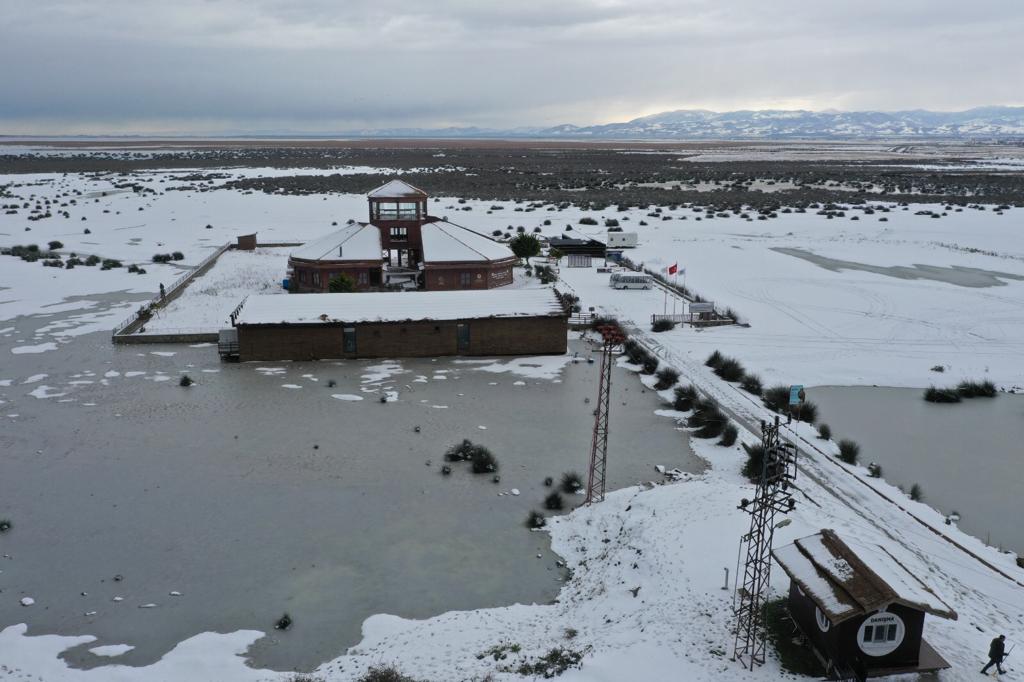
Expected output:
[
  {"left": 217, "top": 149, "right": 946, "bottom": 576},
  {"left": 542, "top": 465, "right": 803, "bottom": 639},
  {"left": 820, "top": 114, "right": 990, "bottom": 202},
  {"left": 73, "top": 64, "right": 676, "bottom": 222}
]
[{"left": 982, "top": 634, "right": 1007, "bottom": 675}]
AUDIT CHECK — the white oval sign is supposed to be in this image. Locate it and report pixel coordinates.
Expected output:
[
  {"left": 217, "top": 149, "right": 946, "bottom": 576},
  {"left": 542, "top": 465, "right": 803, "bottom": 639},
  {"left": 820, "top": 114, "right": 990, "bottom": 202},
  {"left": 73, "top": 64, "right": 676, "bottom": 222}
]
[{"left": 856, "top": 611, "right": 905, "bottom": 657}]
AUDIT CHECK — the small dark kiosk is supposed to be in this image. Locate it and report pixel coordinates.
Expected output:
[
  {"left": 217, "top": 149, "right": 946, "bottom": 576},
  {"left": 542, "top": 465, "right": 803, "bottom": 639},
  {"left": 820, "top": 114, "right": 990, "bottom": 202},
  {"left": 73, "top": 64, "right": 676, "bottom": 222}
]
[{"left": 772, "top": 529, "right": 957, "bottom": 680}]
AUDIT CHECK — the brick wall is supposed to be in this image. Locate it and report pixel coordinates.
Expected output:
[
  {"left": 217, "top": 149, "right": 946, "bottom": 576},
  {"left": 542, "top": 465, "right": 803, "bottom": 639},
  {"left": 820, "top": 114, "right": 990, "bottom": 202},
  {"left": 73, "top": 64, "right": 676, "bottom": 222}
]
[
  {"left": 237, "top": 315, "right": 567, "bottom": 361},
  {"left": 424, "top": 262, "right": 515, "bottom": 290}
]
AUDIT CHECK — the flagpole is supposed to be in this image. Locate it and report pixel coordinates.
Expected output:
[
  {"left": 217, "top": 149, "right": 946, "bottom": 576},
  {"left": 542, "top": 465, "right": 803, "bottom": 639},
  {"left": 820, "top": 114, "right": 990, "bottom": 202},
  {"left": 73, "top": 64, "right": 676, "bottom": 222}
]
[
  {"left": 672, "top": 271, "right": 678, "bottom": 316},
  {"left": 663, "top": 275, "right": 668, "bottom": 315}
]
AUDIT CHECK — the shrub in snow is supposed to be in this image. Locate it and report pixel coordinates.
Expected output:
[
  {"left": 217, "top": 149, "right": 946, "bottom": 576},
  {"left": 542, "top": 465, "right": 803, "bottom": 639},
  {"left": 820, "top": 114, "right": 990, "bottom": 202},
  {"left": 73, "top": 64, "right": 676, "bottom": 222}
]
[
  {"left": 957, "top": 380, "right": 997, "bottom": 398},
  {"left": 930, "top": 364, "right": 945, "bottom": 373},
  {"left": 714, "top": 358, "right": 745, "bottom": 382},
  {"left": 525, "top": 510, "right": 546, "bottom": 529},
  {"left": 85, "top": 255, "right": 100, "bottom": 266},
  {"left": 275, "top": 613, "right": 292, "bottom": 630},
  {"left": 605, "top": 219, "right": 620, "bottom": 227},
  {"left": 578, "top": 217, "right": 598, "bottom": 225},
  {"left": 152, "top": 253, "right": 173, "bottom": 263},
  {"left": 48, "top": 240, "right": 63, "bottom": 250},
  {"left": 543, "top": 476, "right": 553, "bottom": 487},
  {"left": 443, "top": 440, "right": 498, "bottom": 473},
  {"left": 0, "top": 518, "right": 11, "bottom": 532},
  {"left": 740, "top": 373, "right": 763, "bottom": 396},
  {"left": 924, "top": 386, "right": 960, "bottom": 403},
  {"left": 763, "top": 385, "right": 790, "bottom": 411},
  {"left": 837, "top": 439, "right": 859, "bottom": 465},
  {"left": 910, "top": 483, "right": 924, "bottom": 501},
  {"left": 83, "top": 228, "right": 91, "bottom": 234},
  {"left": 544, "top": 492, "right": 564, "bottom": 510},
  {"left": 741, "top": 443, "right": 766, "bottom": 483},
  {"left": 795, "top": 401, "right": 818, "bottom": 423},
  {"left": 357, "top": 665, "right": 420, "bottom": 682},
  {"left": 867, "top": 462, "right": 883, "bottom": 478},
  {"left": 515, "top": 646, "right": 588, "bottom": 677},
  {"left": 705, "top": 350, "right": 724, "bottom": 368},
  {"left": 179, "top": 375, "right": 194, "bottom": 387},
  {"left": 100, "top": 258, "right": 122, "bottom": 270},
  {"left": 560, "top": 471, "right": 583, "bottom": 494},
  {"left": 171, "top": 251, "right": 184, "bottom": 260},
  {"left": 640, "top": 357, "right": 658, "bottom": 375},
  {"left": 687, "top": 399, "right": 728, "bottom": 439},
  {"left": 763, "top": 385, "right": 817, "bottom": 423},
  {"left": 719, "top": 423, "right": 738, "bottom": 447},
  {"left": 470, "top": 447, "right": 498, "bottom": 474},
  {"left": 289, "top": 676, "right": 325, "bottom": 682},
  {"left": 535, "top": 265, "right": 558, "bottom": 284},
  {"left": 817, "top": 423, "right": 832, "bottom": 440},
  {"left": 653, "top": 367, "right": 679, "bottom": 390},
  {"left": 651, "top": 319, "right": 675, "bottom": 332},
  {"left": 673, "top": 385, "right": 698, "bottom": 412}
]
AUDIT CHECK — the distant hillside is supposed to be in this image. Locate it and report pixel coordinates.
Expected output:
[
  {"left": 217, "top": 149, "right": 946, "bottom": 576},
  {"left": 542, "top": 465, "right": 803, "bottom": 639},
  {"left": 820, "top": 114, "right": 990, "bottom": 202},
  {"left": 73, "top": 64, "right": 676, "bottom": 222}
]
[{"left": 349, "top": 107, "right": 1024, "bottom": 140}]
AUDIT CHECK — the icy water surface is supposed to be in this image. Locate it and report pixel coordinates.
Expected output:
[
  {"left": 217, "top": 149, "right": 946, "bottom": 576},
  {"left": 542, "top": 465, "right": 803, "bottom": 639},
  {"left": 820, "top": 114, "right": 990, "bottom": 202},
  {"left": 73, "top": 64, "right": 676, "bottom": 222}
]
[
  {"left": 811, "top": 385, "right": 1024, "bottom": 553},
  {"left": 773, "top": 247, "right": 1024, "bottom": 288},
  {"left": 0, "top": 321, "right": 702, "bottom": 673}
]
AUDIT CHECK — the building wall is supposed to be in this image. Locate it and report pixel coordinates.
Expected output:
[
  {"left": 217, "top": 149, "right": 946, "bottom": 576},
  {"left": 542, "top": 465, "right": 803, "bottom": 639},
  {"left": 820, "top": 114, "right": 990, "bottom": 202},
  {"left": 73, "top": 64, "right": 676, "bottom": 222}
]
[
  {"left": 236, "top": 233, "right": 257, "bottom": 250},
  {"left": 424, "top": 262, "right": 515, "bottom": 291},
  {"left": 236, "top": 315, "right": 567, "bottom": 361},
  {"left": 786, "top": 583, "right": 926, "bottom": 674},
  {"left": 288, "top": 259, "right": 382, "bottom": 293}
]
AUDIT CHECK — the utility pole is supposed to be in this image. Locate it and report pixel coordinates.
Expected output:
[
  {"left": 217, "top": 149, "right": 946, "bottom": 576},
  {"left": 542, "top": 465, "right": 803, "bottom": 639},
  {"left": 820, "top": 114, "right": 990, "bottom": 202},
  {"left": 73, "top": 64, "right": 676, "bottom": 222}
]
[
  {"left": 585, "top": 324, "right": 626, "bottom": 505},
  {"left": 732, "top": 416, "right": 798, "bottom": 669}
]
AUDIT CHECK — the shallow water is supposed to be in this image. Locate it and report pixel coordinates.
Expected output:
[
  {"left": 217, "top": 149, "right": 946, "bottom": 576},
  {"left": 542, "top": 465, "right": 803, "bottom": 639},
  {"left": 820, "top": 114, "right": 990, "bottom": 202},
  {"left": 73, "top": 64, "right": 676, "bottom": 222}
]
[
  {"left": 0, "top": 318, "right": 703, "bottom": 673},
  {"left": 811, "top": 385, "right": 1024, "bottom": 553}
]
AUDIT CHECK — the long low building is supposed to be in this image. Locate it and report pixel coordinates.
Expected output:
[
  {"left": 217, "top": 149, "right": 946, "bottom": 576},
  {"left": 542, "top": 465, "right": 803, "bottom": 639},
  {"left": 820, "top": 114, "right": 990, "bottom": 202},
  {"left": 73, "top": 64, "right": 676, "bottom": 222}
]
[{"left": 229, "top": 288, "right": 568, "bottom": 361}]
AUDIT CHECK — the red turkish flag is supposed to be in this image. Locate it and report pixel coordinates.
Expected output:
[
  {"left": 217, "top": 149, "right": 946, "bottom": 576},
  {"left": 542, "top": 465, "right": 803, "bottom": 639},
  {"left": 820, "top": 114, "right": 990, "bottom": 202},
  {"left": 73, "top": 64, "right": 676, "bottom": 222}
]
[{"left": 667, "top": 263, "right": 678, "bottom": 275}]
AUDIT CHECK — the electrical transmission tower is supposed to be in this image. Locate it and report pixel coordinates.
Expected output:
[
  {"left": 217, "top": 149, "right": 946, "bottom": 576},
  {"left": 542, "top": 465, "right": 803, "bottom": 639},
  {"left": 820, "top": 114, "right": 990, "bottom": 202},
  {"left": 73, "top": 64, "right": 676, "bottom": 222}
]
[
  {"left": 732, "top": 415, "right": 798, "bottom": 669},
  {"left": 584, "top": 324, "right": 626, "bottom": 505}
]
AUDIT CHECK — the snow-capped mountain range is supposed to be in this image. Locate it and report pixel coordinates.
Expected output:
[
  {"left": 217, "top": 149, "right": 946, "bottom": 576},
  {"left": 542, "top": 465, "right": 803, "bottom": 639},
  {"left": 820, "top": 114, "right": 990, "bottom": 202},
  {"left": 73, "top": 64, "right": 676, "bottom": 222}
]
[{"left": 351, "top": 107, "right": 1024, "bottom": 140}]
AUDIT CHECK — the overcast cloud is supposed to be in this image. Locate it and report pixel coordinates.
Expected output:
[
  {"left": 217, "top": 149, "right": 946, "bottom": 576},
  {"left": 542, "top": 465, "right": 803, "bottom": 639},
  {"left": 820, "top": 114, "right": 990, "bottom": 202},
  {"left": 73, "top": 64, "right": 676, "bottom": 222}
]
[{"left": 1, "top": 0, "right": 1022, "bottom": 134}]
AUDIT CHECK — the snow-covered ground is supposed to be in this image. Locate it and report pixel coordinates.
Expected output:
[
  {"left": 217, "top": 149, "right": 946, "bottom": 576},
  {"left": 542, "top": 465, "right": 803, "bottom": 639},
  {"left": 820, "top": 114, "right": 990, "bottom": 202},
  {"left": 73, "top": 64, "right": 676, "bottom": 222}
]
[
  {"left": 142, "top": 247, "right": 289, "bottom": 333},
  {"left": 2, "top": 162, "right": 1023, "bottom": 680},
  {"left": 555, "top": 207, "right": 1024, "bottom": 390}
]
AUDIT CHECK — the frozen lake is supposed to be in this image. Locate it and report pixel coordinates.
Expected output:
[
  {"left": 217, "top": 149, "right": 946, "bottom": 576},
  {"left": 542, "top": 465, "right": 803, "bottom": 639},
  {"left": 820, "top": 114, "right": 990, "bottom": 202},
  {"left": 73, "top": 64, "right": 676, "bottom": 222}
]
[
  {"left": 0, "top": 321, "right": 702, "bottom": 674},
  {"left": 811, "top": 385, "right": 1024, "bottom": 553}
]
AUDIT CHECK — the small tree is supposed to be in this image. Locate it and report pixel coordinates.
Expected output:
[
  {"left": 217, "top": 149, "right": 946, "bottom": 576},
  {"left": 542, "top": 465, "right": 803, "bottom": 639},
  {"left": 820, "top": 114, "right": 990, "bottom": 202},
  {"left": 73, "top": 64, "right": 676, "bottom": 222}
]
[
  {"left": 329, "top": 273, "right": 356, "bottom": 293},
  {"left": 509, "top": 233, "right": 541, "bottom": 264}
]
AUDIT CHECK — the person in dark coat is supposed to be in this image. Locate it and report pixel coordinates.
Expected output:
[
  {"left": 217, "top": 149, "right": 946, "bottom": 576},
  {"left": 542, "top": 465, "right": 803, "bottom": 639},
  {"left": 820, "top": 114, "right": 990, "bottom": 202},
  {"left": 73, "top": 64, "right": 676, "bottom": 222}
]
[{"left": 982, "top": 634, "right": 1007, "bottom": 674}]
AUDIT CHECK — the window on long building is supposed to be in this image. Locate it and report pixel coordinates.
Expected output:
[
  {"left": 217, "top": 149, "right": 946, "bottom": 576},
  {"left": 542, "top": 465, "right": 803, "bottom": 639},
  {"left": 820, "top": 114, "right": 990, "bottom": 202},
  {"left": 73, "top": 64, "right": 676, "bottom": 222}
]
[{"left": 460, "top": 272, "right": 472, "bottom": 288}]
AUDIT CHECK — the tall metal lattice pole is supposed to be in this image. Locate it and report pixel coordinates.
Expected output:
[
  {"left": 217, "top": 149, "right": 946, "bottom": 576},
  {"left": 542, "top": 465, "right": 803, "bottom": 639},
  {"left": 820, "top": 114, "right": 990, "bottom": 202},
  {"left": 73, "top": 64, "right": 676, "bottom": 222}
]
[
  {"left": 585, "top": 325, "right": 625, "bottom": 505},
  {"left": 732, "top": 415, "right": 798, "bottom": 669}
]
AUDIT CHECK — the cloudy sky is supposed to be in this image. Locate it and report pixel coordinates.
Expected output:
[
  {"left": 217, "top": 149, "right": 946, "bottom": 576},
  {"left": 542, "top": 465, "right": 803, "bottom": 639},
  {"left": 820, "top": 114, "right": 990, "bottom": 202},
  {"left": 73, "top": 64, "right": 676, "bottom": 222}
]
[{"left": 2, "top": 0, "right": 1022, "bottom": 134}]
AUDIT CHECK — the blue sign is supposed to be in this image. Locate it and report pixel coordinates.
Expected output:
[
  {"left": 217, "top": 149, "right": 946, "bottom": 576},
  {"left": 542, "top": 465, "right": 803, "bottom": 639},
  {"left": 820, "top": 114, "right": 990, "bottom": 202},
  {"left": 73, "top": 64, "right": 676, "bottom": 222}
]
[{"left": 789, "top": 385, "right": 804, "bottom": 406}]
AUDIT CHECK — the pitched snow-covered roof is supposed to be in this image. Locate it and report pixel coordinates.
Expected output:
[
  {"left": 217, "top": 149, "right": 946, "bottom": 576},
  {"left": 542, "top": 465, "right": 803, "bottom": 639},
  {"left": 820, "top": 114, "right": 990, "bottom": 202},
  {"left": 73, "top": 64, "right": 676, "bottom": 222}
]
[
  {"left": 290, "top": 222, "right": 382, "bottom": 262},
  {"left": 234, "top": 288, "right": 565, "bottom": 326},
  {"left": 367, "top": 179, "right": 428, "bottom": 198},
  {"left": 772, "top": 529, "right": 957, "bottom": 624},
  {"left": 421, "top": 219, "right": 516, "bottom": 263}
]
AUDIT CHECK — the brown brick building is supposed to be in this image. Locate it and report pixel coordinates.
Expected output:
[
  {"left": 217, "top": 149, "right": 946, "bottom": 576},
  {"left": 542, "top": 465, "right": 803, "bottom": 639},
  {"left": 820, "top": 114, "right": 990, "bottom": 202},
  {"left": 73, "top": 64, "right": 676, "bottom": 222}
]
[
  {"left": 231, "top": 288, "right": 567, "bottom": 361},
  {"left": 288, "top": 180, "right": 517, "bottom": 293}
]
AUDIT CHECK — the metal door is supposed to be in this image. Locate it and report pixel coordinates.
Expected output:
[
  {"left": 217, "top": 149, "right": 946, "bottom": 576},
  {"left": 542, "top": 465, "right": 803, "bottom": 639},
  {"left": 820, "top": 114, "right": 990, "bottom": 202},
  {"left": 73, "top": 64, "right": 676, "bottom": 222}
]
[{"left": 456, "top": 323, "right": 470, "bottom": 352}]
